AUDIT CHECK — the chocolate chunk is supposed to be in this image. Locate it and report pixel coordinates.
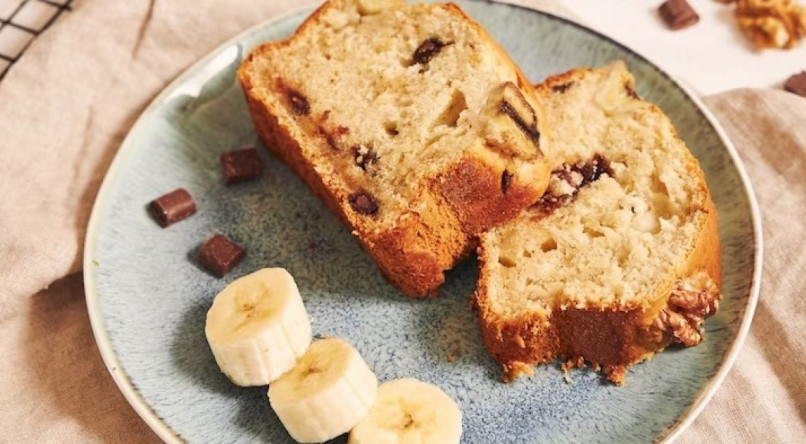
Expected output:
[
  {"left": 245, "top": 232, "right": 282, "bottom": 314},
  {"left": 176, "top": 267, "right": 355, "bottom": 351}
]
[
  {"left": 412, "top": 38, "right": 447, "bottom": 66},
  {"left": 580, "top": 154, "right": 612, "bottom": 185},
  {"left": 198, "top": 234, "right": 245, "bottom": 277},
  {"left": 221, "top": 148, "right": 264, "bottom": 185},
  {"left": 148, "top": 188, "right": 197, "bottom": 227},
  {"left": 531, "top": 154, "right": 613, "bottom": 218},
  {"left": 784, "top": 71, "right": 806, "bottom": 97},
  {"left": 531, "top": 199, "right": 563, "bottom": 220},
  {"left": 501, "top": 170, "right": 513, "bottom": 194},
  {"left": 484, "top": 82, "right": 543, "bottom": 159},
  {"left": 352, "top": 145, "right": 378, "bottom": 172},
  {"left": 348, "top": 190, "right": 379, "bottom": 215},
  {"left": 551, "top": 82, "right": 573, "bottom": 94},
  {"left": 658, "top": 0, "right": 699, "bottom": 30},
  {"left": 494, "top": 82, "right": 541, "bottom": 149},
  {"left": 500, "top": 99, "right": 541, "bottom": 147},
  {"left": 286, "top": 88, "right": 310, "bottom": 115}
]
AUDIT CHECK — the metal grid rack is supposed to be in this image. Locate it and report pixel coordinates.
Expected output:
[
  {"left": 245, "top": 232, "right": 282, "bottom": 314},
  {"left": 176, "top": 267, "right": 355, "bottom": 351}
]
[{"left": 0, "top": 0, "right": 73, "bottom": 81}]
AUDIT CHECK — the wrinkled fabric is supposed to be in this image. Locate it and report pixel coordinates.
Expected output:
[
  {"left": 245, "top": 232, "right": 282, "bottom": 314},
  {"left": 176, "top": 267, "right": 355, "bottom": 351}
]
[
  {"left": 0, "top": 0, "right": 321, "bottom": 302},
  {"left": 0, "top": 0, "right": 802, "bottom": 442},
  {"left": 680, "top": 90, "right": 806, "bottom": 443}
]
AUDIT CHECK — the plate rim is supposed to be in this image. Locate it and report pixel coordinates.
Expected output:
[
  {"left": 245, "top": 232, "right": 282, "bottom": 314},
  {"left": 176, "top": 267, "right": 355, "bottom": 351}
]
[{"left": 82, "top": 2, "right": 764, "bottom": 443}]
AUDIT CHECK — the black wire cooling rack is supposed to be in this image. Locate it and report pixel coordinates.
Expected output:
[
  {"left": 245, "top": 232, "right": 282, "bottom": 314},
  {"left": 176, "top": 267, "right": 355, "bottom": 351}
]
[{"left": 0, "top": 0, "right": 73, "bottom": 81}]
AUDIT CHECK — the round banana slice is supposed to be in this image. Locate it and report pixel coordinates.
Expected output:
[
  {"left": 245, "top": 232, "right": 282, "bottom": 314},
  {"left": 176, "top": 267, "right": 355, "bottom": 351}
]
[
  {"left": 205, "top": 268, "right": 311, "bottom": 386},
  {"left": 348, "top": 378, "right": 462, "bottom": 444},
  {"left": 269, "top": 337, "right": 378, "bottom": 443}
]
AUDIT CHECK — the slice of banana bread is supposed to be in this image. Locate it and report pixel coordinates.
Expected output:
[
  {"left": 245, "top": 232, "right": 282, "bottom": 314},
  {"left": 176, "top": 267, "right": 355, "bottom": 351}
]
[
  {"left": 238, "top": 0, "right": 551, "bottom": 297},
  {"left": 475, "top": 62, "right": 721, "bottom": 385}
]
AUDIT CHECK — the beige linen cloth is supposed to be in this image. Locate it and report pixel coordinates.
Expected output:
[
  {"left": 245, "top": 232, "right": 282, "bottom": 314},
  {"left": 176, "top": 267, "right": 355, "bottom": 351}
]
[{"left": 0, "top": 0, "right": 803, "bottom": 442}]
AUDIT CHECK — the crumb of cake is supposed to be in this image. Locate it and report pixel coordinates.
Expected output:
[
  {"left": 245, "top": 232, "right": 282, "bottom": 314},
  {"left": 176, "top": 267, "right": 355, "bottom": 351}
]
[
  {"left": 561, "top": 360, "right": 573, "bottom": 373},
  {"left": 503, "top": 362, "right": 533, "bottom": 382},
  {"left": 446, "top": 345, "right": 462, "bottom": 363},
  {"left": 603, "top": 365, "right": 627, "bottom": 386},
  {"left": 561, "top": 357, "right": 586, "bottom": 373},
  {"left": 560, "top": 358, "right": 587, "bottom": 384}
]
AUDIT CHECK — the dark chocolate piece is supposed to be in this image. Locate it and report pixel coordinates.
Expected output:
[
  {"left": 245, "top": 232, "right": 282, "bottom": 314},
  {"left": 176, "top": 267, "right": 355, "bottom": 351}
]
[
  {"left": 348, "top": 191, "right": 379, "bottom": 215},
  {"left": 198, "top": 234, "right": 246, "bottom": 277},
  {"left": 221, "top": 148, "right": 264, "bottom": 185},
  {"left": 148, "top": 188, "right": 197, "bottom": 227},
  {"left": 531, "top": 154, "right": 614, "bottom": 218},
  {"left": 784, "top": 71, "right": 806, "bottom": 97},
  {"left": 286, "top": 88, "right": 310, "bottom": 115},
  {"left": 580, "top": 154, "right": 612, "bottom": 184},
  {"left": 412, "top": 38, "right": 447, "bottom": 66},
  {"left": 501, "top": 170, "right": 513, "bottom": 194},
  {"left": 658, "top": 0, "right": 699, "bottom": 30},
  {"left": 352, "top": 145, "right": 379, "bottom": 172},
  {"left": 500, "top": 99, "right": 541, "bottom": 147}
]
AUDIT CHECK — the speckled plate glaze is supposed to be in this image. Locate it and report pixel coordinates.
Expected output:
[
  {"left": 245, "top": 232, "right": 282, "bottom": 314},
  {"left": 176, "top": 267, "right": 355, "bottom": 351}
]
[{"left": 84, "top": 2, "right": 762, "bottom": 443}]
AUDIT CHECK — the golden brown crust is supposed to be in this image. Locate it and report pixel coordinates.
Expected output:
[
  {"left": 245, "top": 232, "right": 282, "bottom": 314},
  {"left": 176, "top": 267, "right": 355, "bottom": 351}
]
[
  {"left": 476, "top": 199, "right": 721, "bottom": 385},
  {"left": 477, "top": 273, "right": 718, "bottom": 386},
  {"left": 474, "top": 66, "right": 722, "bottom": 385},
  {"left": 475, "top": 283, "right": 653, "bottom": 385},
  {"left": 536, "top": 67, "right": 597, "bottom": 98},
  {"left": 363, "top": 193, "right": 474, "bottom": 297},
  {"left": 238, "top": 0, "right": 549, "bottom": 297},
  {"left": 435, "top": 157, "right": 548, "bottom": 235}
]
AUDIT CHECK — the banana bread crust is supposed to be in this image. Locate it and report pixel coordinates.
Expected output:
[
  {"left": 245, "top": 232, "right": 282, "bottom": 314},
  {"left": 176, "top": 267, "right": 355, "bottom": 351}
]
[{"left": 476, "top": 205, "right": 720, "bottom": 385}]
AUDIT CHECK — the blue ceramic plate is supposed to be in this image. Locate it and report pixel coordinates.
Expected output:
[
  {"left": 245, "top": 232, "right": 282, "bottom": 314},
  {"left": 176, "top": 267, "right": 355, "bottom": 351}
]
[{"left": 84, "top": 2, "right": 762, "bottom": 443}]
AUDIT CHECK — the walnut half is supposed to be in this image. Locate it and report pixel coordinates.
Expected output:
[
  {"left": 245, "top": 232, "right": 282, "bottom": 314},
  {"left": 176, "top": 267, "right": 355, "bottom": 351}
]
[
  {"left": 646, "top": 271, "right": 721, "bottom": 347},
  {"left": 733, "top": 0, "right": 806, "bottom": 49}
]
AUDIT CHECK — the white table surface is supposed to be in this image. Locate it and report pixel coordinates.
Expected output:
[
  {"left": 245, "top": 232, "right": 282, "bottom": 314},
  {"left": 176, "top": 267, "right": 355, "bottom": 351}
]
[{"left": 563, "top": 0, "right": 806, "bottom": 95}]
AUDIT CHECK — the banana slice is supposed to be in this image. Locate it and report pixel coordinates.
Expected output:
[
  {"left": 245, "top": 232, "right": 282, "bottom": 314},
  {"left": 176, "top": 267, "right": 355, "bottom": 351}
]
[
  {"left": 269, "top": 337, "right": 378, "bottom": 443},
  {"left": 205, "top": 268, "right": 312, "bottom": 386},
  {"left": 348, "top": 378, "right": 462, "bottom": 444}
]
